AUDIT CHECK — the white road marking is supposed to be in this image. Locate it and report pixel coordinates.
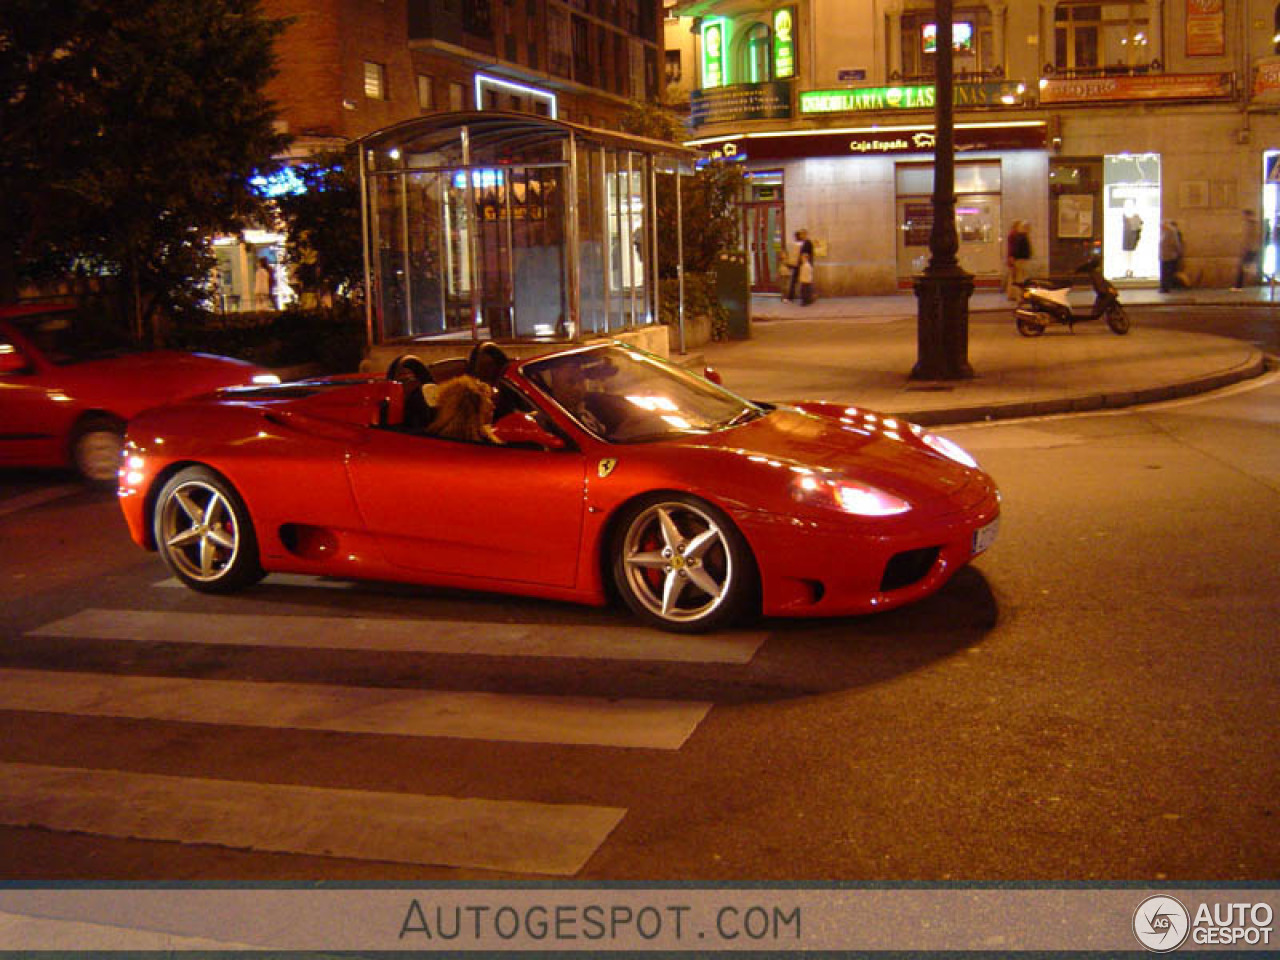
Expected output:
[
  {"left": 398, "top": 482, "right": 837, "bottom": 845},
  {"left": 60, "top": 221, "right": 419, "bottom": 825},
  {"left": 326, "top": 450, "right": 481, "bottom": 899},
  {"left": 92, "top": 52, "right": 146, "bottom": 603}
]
[
  {"left": 0, "top": 761, "right": 623, "bottom": 875},
  {"left": 34, "top": 607, "right": 765, "bottom": 664},
  {"left": 0, "top": 667, "right": 710, "bottom": 750},
  {"left": 0, "top": 485, "right": 82, "bottom": 519}
]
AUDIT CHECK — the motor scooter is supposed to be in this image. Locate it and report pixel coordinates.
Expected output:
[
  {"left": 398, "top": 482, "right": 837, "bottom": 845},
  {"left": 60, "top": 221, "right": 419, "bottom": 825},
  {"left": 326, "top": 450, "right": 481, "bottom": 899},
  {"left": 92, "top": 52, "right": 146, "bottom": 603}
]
[{"left": 1014, "top": 256, "right": 1130, "bottom": 336}]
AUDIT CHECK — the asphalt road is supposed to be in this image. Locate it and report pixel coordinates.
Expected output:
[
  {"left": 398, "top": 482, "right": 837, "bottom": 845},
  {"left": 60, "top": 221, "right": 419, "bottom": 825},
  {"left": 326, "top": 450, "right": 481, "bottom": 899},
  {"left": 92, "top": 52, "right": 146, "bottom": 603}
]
[{"left": 0, "top": 307, "right": 1276, "bottom": 882}]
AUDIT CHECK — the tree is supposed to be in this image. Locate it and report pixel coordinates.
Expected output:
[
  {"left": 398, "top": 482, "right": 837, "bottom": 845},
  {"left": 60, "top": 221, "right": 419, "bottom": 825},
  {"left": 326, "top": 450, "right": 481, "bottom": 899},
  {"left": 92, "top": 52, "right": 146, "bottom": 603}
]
[
  {"left": 620, "top": 101, "right": 744, "bottom": 279},
  {"left": 0, "top": 0, "right": 290, "bottom": 339},
  {"left": 274, "top": 151, "right": 365, "bottom": 306}
]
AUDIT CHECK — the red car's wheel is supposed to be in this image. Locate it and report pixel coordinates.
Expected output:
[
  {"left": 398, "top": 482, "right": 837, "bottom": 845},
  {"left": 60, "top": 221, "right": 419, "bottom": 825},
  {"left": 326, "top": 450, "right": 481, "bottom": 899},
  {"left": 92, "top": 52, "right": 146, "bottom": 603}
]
[
  {"left": 70, "top": 414, "right": 125, "bottom": 487},
  {"left": 611, "top": 493, "right": 756, "bottom": 633},
  {"left": 153, "top": 466, "right": 264, "bottom": 593}
]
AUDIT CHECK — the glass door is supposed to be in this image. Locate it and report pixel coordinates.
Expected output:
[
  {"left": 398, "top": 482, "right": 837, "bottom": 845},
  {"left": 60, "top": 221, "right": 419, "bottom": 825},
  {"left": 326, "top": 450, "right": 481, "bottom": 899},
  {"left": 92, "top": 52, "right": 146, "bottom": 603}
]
[{"left": 742, "top": 170, "right": 785, "bottom": 293}]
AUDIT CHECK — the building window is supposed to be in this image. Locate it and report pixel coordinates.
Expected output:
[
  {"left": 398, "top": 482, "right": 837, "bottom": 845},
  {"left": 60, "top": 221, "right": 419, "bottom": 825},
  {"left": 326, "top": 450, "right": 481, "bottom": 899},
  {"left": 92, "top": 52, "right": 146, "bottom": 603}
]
[
  {"left": 463, "top": 0, "right": 493, "bottom": 35},
  {"left": 1054, "top": 3, "right": 1150, "bottom": 73},
  {"left": 744, "top": 21, "right": 771, "bottom": 83},
  {"left": 664, "top": 48, "right": 681, "bottom": 84},
  {"left": 417, "top": 74, "right": 434, "bottom": 110},
  {"left": 899, "top": 9, "right": 990, "bottom": 80},
  {"left": 449, "top": 81, "right": 466, "bottom": 110},
  {"left": 364, "top": 61, "right": 388, "bottom": 100}
]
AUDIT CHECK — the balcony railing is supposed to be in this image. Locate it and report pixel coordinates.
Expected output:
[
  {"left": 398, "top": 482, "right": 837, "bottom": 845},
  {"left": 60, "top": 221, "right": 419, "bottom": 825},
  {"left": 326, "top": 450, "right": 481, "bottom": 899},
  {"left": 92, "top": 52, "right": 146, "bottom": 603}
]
[
  {"left": 889, "top": 66, "right": 1005, "bottom": 85},
  {"left": 1040, "top": 60, "right": 1164, "bottom": 79}
]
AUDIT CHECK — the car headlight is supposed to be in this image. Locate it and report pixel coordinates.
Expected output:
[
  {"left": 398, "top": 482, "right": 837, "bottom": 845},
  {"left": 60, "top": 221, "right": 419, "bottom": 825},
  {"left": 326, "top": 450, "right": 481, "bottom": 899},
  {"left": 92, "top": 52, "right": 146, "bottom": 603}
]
[
  {"left": 791, "top": 473, "right": 911, "bottom": 517},
  {"left": 921, "top": 431, "right": 978, "bottom": 468}
]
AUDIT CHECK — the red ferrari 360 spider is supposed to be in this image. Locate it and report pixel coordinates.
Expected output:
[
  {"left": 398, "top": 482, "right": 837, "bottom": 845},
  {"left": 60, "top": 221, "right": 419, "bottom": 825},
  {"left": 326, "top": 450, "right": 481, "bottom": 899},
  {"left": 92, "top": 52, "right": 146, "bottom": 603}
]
[
  {"left": 118, "top": 342, "right": 999, "bottom": 632},
  {"left": 1, "top": 303, "right": 279, "bottom": 484}
]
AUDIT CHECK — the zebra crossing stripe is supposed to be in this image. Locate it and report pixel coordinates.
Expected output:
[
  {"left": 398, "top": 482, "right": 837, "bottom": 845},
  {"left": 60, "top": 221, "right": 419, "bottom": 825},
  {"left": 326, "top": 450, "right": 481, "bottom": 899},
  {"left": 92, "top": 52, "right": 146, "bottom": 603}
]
[
  {"left": 0, "top": 761, "right": 624, "bottom": 875},
  {"left": 31, "top": 607, "right": 765, "bottom": 664},
  {"left": 0, "top": 668, "right": 710, "bottom": 750}
]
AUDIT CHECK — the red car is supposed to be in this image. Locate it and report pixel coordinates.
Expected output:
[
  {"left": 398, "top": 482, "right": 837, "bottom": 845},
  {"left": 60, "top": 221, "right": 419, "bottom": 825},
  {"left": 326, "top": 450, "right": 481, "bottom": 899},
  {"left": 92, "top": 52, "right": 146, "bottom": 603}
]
[
  {"left": 0, "top": 302, "right": 279, "bottom": 484},
  {"left": 118, "top": 343, "right": 999, "bottom": 632}
]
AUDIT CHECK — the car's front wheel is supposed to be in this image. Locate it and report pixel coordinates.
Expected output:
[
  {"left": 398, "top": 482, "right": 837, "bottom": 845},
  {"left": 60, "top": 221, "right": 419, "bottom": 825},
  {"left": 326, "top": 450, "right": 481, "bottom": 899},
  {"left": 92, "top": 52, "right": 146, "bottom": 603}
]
[
  {"left": 611, "top": 493, "right": 756, "bottom": 633},
  {"left": 71, "top": 414, "right": 125, "bottom": 487},
  {"left": 153, "top": 466, "right": 264, "bottom": 593}
]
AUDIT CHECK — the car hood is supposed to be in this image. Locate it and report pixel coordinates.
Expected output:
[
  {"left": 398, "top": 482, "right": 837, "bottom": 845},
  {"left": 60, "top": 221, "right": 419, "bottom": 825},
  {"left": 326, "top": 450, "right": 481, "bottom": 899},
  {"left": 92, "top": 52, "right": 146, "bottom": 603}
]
[{"left": 679, "top": 405, "right": 985, "bottom": 508}]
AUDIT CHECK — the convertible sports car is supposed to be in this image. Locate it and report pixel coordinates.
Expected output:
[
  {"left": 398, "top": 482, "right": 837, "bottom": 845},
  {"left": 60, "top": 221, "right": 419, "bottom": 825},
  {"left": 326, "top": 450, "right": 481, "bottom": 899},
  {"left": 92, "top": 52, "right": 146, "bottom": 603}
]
[
  {"left": 118, "top": 342, "right": 999, "bottom": 632},
  {"left": 0, "top": 302, "right": 279, "bottom": 485}
]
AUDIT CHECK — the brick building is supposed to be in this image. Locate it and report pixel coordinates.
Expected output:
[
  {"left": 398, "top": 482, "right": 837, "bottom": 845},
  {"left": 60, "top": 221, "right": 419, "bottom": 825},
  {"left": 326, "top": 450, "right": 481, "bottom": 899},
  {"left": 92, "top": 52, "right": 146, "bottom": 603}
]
[{"left": 217, "top": 0, "right": 665, "bottom": 310}]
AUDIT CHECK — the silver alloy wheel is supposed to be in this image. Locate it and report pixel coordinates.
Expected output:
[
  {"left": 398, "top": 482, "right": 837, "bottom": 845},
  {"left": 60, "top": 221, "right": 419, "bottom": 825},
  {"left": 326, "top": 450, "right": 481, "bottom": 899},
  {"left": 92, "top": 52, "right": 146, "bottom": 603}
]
[
  {"left": 158, "top": 479, "right": 242, "bottom": 583},
  {"left": 73, "top": 428, "right": 123, "bottom": 484},
  {"left": 620, "top": 500, "right": 733, "bottom": 625}
]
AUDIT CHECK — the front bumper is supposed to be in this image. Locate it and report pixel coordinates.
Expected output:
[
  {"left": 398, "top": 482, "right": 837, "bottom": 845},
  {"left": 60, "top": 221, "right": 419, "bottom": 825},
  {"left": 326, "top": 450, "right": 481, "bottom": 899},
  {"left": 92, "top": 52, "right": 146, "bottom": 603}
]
[{"left": 739, "top": 487, "right": 1000, "bottom": 618}]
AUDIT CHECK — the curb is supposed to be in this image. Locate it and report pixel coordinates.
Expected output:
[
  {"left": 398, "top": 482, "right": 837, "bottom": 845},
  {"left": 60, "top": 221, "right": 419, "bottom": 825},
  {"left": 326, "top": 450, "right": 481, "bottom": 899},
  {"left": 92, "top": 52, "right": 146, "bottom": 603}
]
[{"left": 893, "top": 351, "right": 1270, "bottom": 427}]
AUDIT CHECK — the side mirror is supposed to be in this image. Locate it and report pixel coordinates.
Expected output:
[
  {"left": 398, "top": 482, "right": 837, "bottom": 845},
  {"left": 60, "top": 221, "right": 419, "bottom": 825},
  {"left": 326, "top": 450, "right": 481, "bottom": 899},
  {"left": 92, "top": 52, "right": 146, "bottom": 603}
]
[
  {"left": 0, "top": 345, "right": 27, "bottom": 375},
  {"left": 493, "top": 411, "right": 566, "bottom": 450},
  {"left": 703, "top": 366, "right": 723, "bottom": 386}
]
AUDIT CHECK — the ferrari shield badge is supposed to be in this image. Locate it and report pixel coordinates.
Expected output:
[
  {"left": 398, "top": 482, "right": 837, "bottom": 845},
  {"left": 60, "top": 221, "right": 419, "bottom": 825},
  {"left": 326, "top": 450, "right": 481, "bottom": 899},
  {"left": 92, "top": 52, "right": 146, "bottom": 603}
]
[{"left": 597, "top": 458, "right": 618, "bottom": 478}]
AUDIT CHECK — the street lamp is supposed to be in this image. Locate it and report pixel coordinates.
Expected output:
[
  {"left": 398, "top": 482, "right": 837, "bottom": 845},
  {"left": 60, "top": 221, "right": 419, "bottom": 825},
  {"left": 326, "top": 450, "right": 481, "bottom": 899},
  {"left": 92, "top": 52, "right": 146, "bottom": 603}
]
[{"left": 912, "top": 0, "right": 974, "bottom": 380}]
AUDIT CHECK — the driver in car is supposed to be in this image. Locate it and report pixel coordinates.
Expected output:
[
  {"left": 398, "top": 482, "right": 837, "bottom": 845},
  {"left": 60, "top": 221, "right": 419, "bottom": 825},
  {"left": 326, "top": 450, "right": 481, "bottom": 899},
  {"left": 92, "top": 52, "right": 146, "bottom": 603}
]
[{"left": 546, "top": 359, "right": 608, "bottom": 436}]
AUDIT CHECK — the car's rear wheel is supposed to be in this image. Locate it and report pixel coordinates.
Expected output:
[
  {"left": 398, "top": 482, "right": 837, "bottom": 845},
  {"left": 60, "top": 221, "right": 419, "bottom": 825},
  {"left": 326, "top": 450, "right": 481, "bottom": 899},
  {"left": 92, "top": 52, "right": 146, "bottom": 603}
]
[
  {"left": 153, "top": 466, "right": 264, "bottom": 593},
  {"left": 611, "top": 493, "right": 755, "bottom": 633},
  {"left": 71, "top": 414, "right": 125, "bottom": 487}
]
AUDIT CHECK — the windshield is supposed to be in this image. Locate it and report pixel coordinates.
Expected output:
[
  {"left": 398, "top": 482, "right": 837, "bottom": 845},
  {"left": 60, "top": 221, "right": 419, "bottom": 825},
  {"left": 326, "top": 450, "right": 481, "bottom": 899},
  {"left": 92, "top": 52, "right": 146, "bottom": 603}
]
[
  {"left": 523, "top": 345, "right": 762, "bottom": 443},
  {"left": 10, "top": 309, "right": 136, "bottom": 365}
]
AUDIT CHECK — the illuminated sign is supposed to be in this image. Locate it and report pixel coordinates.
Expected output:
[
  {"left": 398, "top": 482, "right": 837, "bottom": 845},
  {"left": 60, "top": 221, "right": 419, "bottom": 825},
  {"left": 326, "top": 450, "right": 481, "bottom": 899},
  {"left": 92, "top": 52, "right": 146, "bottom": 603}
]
[
  {"left": 800, "top": 81, "right": 1025, "bottom": 114},
  {"left": 772, "top": 8, "right": 795, "bottom": 80},
  {"left": 689, "top": 80, "right": 792, "bottom": 128},
  {"left": 1039, "top": 72, "right": 1232, "bottom": 104},
  {"left": 701, "top": 17, "right": 728, "bottom": 88}
]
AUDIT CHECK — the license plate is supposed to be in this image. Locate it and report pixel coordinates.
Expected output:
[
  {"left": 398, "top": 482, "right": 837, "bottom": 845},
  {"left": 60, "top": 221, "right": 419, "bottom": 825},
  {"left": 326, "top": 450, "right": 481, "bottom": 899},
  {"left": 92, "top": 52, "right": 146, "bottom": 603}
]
[{"left": 971, "top": 516, "right": 999, "bottom": 556}]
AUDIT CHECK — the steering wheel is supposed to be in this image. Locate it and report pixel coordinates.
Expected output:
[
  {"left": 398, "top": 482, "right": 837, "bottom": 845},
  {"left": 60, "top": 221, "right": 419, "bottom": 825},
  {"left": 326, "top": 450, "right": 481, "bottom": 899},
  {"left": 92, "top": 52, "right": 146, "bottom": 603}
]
[{"left": 386, "top": 353, "right": 431, "bottom": 384}]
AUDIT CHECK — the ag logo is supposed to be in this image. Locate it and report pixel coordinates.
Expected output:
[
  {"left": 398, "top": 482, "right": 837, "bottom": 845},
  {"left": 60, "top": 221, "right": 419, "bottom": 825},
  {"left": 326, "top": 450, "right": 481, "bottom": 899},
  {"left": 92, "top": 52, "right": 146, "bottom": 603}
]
[
  {"left": 1133, "top": 895, "right": 1190, "bottom": 952},
  {"left": 597, "top": 458, "right": 618, "bottom": 478}
]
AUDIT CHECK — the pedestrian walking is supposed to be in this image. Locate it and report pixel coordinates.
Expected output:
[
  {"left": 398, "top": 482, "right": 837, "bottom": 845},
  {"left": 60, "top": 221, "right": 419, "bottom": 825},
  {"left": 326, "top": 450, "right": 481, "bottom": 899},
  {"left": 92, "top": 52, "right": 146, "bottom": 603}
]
[
  {"left": 1234, "top": 208, "right": 1262, "bottom": 289},
  {"left": 786, "top": 229, "right": 814, "bottom": 303},
  {"left": 1005, "top": 220, "right": 1032, "bottom": 300},
  {"left": 1159, "top": 220, "right": 1182, "bottom": 293}
]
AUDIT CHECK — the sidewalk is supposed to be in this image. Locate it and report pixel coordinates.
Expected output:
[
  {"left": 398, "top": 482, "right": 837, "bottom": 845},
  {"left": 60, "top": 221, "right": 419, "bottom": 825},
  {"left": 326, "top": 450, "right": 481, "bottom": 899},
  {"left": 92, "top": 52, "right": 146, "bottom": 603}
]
[{"left": 686, "top": 287, "right": 1273, "bottom": 426}]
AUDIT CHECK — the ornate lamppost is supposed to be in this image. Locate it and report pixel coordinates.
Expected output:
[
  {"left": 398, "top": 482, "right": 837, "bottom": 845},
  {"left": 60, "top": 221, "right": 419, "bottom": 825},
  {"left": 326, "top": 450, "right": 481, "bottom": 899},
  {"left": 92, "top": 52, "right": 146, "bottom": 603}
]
[{"left": 912, "top": 0, "right": 973, "bottom": 380}]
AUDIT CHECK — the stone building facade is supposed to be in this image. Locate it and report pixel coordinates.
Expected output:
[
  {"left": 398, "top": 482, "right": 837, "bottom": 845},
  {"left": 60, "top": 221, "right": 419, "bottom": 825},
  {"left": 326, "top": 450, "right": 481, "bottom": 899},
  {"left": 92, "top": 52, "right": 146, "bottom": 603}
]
[{"left": 666, "top": 0, "right": 1280, "bottom": 294}]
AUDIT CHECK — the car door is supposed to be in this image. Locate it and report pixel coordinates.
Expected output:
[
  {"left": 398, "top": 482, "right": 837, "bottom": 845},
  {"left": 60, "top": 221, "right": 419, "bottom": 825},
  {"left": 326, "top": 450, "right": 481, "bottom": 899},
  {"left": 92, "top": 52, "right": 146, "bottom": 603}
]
[
  {"left": 0, "top": 329, "right": 66, "bottom": 468},
  {"left": 347, "top": 430, "right": 587, "bottom": 588}
]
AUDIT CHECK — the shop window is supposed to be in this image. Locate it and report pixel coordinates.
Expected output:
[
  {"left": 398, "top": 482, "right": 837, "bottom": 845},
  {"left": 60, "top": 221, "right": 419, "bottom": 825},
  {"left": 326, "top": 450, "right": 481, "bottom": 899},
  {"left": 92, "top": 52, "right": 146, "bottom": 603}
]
[
  {"left": 1053, "top": 3, "right": 1150, "bottom": 74},
  {"left": 744, "top": 21, "right": 771, "bottom": 83},
  {"left": 898, "top": 8, "right": 991, "bottom": 80}
]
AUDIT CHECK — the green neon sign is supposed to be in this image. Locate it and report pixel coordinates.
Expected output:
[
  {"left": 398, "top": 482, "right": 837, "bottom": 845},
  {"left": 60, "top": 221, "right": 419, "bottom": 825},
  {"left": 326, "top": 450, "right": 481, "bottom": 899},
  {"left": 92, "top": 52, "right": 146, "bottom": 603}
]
[
  {"left": 702, "top": 17, "right": 729, "bottom": 88},
  {"left": 800, "top": 85, "right": 936, "bottom": 114},
  {"left": 773, "top": 8, "right": 795, "bottom": 80}
]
